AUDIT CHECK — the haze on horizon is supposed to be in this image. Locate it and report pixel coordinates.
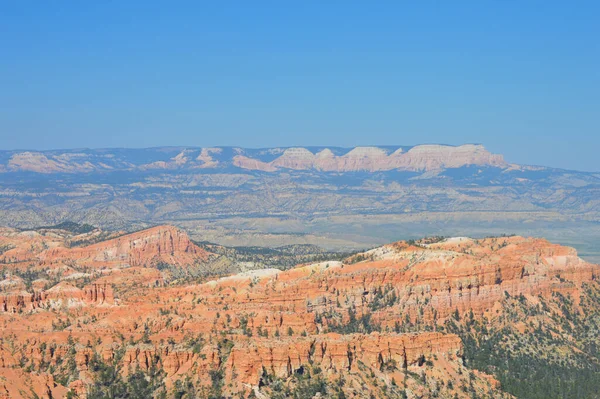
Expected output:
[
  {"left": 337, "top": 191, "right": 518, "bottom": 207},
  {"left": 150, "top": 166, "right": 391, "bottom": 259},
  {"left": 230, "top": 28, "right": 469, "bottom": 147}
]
[{"left": 1, "top": 2, "right": 599, "bottom": 171}]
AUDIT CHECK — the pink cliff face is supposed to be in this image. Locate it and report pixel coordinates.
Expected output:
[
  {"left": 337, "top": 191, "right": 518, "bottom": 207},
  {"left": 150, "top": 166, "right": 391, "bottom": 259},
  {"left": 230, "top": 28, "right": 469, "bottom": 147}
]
[
  {"left": 3, "top": 144, "right": 507, "bottom": 174},
  {"left": 241, "top": 144, "right": 507, "bottom": 172}
]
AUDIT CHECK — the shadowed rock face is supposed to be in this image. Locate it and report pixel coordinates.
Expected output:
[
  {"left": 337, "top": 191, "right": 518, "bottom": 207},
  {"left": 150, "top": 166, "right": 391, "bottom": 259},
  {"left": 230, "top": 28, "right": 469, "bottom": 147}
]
[{"left": 0, "top": 227, "right": 599, "bottom": 397}]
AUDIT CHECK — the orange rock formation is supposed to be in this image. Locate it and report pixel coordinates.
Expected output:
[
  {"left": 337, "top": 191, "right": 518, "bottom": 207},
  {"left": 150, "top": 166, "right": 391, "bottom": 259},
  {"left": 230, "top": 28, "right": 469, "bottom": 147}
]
[{"left": 0, "top": 227, "right": 597, "bottom": 398}]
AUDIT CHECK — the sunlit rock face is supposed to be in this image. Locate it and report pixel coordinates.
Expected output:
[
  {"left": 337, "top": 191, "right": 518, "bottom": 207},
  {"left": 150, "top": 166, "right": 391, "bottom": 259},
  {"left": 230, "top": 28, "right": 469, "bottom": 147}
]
[
  {"left": 1, "top": 144, "right": 506, "bottom": 173},
  {"left": 1, "top": 226, "right": 598, "bottom": 397},
  {"left": 260, "top": 144, "right": 507, "bottom": 172}
]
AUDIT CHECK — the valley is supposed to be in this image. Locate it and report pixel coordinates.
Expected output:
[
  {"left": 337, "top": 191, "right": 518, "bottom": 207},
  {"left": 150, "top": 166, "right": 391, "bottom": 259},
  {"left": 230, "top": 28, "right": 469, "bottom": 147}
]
[{"left": 1, "top": 145, "right": 599, "bottom": 262}]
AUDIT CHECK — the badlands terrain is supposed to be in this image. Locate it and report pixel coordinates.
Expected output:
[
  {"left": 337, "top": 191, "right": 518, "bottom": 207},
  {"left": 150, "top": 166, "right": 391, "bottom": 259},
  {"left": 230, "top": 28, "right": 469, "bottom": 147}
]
[
  {"left": 1, "top": 144, "right": 600, "bottom": 261},
  {"left": 1, "top": 224, "right": 600, "bottom": 398}
]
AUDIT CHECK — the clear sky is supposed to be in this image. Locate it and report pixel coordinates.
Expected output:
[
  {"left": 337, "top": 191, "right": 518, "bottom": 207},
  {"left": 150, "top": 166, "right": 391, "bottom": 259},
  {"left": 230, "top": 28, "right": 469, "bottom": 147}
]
[{"left": 0, "top": 1, "right": 598, "bottom": 171}]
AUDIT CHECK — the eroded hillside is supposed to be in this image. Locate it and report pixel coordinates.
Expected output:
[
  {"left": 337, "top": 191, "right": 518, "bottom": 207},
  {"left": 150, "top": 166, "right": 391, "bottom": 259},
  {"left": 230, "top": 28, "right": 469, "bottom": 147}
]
[{"left": 0, "top": 227, "right": 599, "bottom": 398}]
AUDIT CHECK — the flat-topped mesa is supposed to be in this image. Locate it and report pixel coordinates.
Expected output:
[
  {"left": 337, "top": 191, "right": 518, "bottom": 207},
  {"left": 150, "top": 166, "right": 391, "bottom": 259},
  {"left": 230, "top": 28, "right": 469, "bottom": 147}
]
[
  {"left": 1, "top": 144, "right": 508, "bottom": 174},
  {"left": 7, "top": 151, "right": 97, "bottom": 173},
  {"left": 396, "top": 144, "right": 507, "bottom": 171},
  {"left": 272, "top": 146, "right": 395, "bottom": 172},
  {"left": 41, "top": 225, "right": 211, "bottom": 269},
  {"left": 240, "top": 144, "right": 507, "bottom": 172}
]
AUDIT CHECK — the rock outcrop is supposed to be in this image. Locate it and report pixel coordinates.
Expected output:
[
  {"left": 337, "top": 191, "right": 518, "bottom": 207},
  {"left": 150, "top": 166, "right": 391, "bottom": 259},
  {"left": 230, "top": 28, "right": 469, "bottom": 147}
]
[
  {"left": 251, "top": 144, "right": 507, "bottom": 172},
  {"left": 0, "top": 225, "right": 210, "bottom": 313},
  {"left": 0, "top": 230, "right": 598, "bottom": 398},
  {"left": 225, "top": 332, "right": 462, "bottom": 385},
  {"left": 40, "top": 225, "right": 212, "bottom": 269},
  {"left": 0, "top": 282, "right": 115, "bottom": 313}
]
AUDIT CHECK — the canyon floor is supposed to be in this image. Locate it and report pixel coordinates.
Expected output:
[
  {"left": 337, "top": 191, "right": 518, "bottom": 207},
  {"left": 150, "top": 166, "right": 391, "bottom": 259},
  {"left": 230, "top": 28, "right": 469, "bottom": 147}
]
[{"left": 1, "top": 224, "right": 600, "bottom": 398}]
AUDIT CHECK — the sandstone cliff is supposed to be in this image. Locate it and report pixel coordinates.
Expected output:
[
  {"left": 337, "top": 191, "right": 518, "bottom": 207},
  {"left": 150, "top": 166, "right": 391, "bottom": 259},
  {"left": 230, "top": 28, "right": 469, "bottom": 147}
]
[
  {"left": 244, "top": 144, "right": 507, "bottom": 172},
  {"left": 42, "top": 225, "right": 211, "bottom": 269},
  {"left": 1, "top": 230, "right": 597, "bottom": 398}
]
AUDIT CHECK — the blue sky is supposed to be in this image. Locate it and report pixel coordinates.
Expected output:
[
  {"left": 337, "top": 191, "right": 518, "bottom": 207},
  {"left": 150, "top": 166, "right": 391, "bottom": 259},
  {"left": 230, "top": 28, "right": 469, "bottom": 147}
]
[{"left": 0, "top": 1, "right": 598, "bottom": 171}]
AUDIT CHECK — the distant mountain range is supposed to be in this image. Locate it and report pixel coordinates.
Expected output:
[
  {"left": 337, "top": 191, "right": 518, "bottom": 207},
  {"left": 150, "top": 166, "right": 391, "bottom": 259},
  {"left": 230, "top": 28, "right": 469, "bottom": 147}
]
[
  {"left": 0, "top": 144, "right": 506, "bottom": 173},
  {"left": 1, "top": 144, "right": 599, "bottom": 259}
]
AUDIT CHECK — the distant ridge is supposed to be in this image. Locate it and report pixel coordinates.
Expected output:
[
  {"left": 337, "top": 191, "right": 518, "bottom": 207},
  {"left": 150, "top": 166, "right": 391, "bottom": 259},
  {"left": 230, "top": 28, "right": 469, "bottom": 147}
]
[
  {"left": 1, "top": 142, "right": 599, "bottom": 258},
  {"left": 0, "top": 144, "right": 507, "bottom": 174}
]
